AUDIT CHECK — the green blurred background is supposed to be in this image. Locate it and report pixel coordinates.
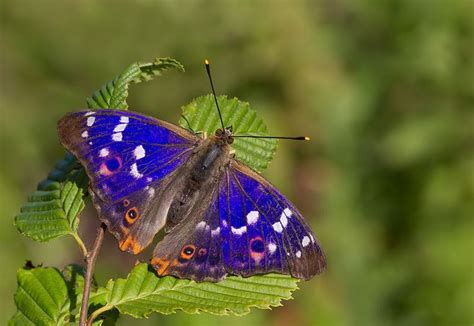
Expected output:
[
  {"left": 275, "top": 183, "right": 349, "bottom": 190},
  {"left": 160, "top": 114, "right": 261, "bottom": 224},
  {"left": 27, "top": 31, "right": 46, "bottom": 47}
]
[{"left": 1, "top": 0, "right": 473, "bottom": 325}]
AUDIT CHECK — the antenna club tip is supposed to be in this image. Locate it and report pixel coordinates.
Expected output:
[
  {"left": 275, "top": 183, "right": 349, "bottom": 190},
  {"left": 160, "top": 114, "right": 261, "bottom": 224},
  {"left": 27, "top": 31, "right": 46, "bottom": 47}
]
[
  {"left": 204, "top": 59, "right": 209, "bottom": 65},
  {"left": 304, "top": 136, "right": 310, "bottom": 141}
]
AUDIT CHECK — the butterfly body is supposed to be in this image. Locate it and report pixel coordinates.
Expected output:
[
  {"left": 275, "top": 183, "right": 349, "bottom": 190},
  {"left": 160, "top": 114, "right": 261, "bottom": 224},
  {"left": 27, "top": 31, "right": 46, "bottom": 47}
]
[
  {"left": 58, "top": 109, "right": 326, "bottom": 282},
  {"left": 162, "top": 135, "right": 231, "bottom": 233}
]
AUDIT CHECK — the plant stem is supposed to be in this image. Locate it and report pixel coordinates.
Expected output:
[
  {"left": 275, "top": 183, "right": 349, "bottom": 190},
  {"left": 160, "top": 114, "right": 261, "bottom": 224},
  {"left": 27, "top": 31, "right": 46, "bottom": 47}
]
[{"left": 79, "top": 223, "right": 106, "bottom": 326}]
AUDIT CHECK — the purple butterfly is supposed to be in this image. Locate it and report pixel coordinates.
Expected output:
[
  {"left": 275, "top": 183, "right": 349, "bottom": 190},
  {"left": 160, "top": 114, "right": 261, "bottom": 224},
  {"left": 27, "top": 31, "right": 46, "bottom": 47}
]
[{"left": 58, "top": 107, "right": 326, "bottom": 281}]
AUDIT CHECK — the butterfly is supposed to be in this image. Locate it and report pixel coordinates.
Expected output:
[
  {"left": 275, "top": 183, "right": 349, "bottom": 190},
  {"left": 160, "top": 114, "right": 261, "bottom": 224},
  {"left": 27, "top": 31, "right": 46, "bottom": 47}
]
[{"left": 58, "top": 106, "right": 326, "bottom": 282}]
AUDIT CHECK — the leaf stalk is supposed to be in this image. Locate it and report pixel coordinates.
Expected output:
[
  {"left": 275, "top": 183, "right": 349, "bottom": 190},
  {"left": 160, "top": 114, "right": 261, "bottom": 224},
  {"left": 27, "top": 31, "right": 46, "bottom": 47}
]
[
  {"left": 87, "top": 304, "right": 113, "bottom": 326},
  {"left": 72, "top": 232, "right": 88, "bottom": 257}
]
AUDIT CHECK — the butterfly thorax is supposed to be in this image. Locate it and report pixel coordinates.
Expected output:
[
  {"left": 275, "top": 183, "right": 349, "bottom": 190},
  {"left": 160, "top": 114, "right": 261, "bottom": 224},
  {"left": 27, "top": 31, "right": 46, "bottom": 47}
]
[
  {"left": 214, "top": 127, "right": 234, "bottom": 145},
  {"left": 165, "top": 134, "right": 231, "bottom": 231}
]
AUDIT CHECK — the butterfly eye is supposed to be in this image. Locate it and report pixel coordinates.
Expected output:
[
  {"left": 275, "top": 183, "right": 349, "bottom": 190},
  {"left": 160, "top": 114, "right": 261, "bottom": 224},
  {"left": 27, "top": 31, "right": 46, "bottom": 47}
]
[
  {"left": 125, "top": 207, "right": 140, "bottom": 225},
  {"left": 180, "top": 245, "right": 196, "bottom": 260}
]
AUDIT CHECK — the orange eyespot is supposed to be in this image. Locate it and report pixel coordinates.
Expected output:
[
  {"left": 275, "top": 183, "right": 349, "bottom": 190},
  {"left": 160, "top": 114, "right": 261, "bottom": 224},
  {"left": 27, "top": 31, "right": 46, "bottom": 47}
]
[
  {"left": 99, "top": 156, "right": 122, "bottom": 176},
  {"left": 180, "top": 245, "right": 196, "bottom": 260},
  {"left": 249, "top": 236, "right": 265, "bottom": 263},
  {"left": 125, "top": 207, "right": 140, "bottom": 225},
  {"left": 250, "top": 237, "right": 264, "bottom": 253}
]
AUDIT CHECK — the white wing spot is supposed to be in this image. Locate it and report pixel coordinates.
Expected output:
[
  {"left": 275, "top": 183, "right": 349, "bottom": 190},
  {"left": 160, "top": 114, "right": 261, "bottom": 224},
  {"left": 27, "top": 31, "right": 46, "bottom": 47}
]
[
  {"left": 134, "top": 145, "right": 146, "bottom": 160},
  {"left": 302, "top": 236, "right": 311, "bottom": 247},
  {"left": 130, "top": 163, "right": 143, "bottom": 179},
  {"left": 196, "top": 221, "right": 207, "bottom": 230},
  {"left": 310, "top": 234, "right": 315, "bottom": 243},
  {"left": 280, "top": 214, "right": 288, "bottom": 228},
  {"left": 84, "top": 111, "right": 94, "bottom": 116},
  {"left": 272, "top": 222, "right": 283, "bottom": 233},
  {"left": 146, "top": 177, "right": 153, "bottom": 182},
  {"left": 246, "top": 211, "right": 259, "bottom": 225},
  {"left": 279, "top": 208, "right": 292, "bottom": 228},
  {"left": 113, "top": 123, "right": 127, "bottom": 132},
  {"left": 268, "top": 243, "right": 277, "bottom": 254},
  {"left": 99, "top": 148, "right": 109, "bottom": 157},
  {"left": 211, "top": 227, "right": 220, "bottom": 236},
  {"left": 147, "top": 187, "right": 155, "bottom": 197},
  {"left": 221, "top": 220, "right": 228, "bottom": 228},
  {"left": 231, "top": 226, "right": 247, "bottom": 236},
  {"left": 112, "top": 133, "right": 123, "bottom": 141},
  {"left": 120, "top": 116, "right": 129, "bottom": 123},
  {"left": 86, "top": 116, "right": 95, "bottom": 126},
  {"left": 81, "top": 131, "right": 88, "bottom": 138},
  {"left": 296, "top": 250, "right": 302, "bottom": 258}
]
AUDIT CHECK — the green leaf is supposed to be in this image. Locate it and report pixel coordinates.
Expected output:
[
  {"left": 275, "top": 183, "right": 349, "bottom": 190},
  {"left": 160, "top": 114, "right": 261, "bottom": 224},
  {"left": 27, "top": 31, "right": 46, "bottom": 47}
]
[
  {"left": 86, "top": 57, "right": 184, "bottom": 110},
  {"left": 15, "top": 57, "right": 183, "bottom": 245},
  {"left": 89, "top": 264, "right": 298, "bottom": 321},
  {"left": 15, "top": 153, "right": 86, "bottom": 242},
  {"left": 180, "top": 95, "right": 277, "bottom": 172},
  {"left": 9, "top": 266, "right": 71, "bottom": 325}
]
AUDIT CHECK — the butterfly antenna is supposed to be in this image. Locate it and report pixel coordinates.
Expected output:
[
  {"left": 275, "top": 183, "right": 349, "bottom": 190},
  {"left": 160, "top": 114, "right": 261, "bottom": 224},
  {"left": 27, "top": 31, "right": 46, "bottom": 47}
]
[
  {"left": 232, "top": 135, "right": 310, "bottom": 141},
  {"left": 205, "top": 59, "right": 225, "bottom": 130}
]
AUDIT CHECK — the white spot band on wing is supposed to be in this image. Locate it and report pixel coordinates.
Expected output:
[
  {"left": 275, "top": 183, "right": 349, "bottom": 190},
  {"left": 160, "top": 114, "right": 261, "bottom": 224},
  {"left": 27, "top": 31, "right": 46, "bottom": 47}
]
[
  {"left": 302, "top": 236, "right": 311, "bottom": 247},
  {"left": 99, "top": 148, "right": 109, "bottom": 157},
  {"left": 246, "top": 211, "right": 259, "bottom": 225},
  {"left": 134, "top": 145, "right": 146, "bottom": 160},
  {"left": 86, "top": 116, "right": 95, "bottom": 126},
  {"left": 113, "top": 123, "right": 127, "bottom": 132},
  {"left": 272, "top": 222, "right": 283, "bottom": 233},
  {"left": 268, "top": 243, "right": 277, "bottom": 254},
  {"left": 231, "top": 226, "right": 247, "bottom": 236},
  {"left": 130, "top": 163, "right": 143, "bottom": 179},
  {"left": 112, "top": 133, "right": 123, "bottom": 141}
]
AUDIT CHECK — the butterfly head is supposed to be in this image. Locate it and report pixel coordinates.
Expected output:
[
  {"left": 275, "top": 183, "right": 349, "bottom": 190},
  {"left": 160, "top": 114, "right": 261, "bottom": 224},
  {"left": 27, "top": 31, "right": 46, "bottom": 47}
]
[{"left": 215, "top": 126, "right": 234, "bottom": 144}]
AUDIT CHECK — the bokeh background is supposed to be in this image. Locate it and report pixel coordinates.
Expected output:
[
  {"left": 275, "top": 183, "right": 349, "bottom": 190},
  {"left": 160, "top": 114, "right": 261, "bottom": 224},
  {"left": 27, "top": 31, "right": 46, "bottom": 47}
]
[{"left": 1, "top": 0, "right": 473, "bottom": 325}]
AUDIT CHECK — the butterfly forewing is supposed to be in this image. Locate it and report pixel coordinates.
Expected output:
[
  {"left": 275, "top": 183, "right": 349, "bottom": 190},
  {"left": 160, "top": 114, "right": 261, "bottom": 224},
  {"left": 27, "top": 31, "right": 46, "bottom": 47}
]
[{"left": 58, "top": 109, "right": 199, "bottom": 253}]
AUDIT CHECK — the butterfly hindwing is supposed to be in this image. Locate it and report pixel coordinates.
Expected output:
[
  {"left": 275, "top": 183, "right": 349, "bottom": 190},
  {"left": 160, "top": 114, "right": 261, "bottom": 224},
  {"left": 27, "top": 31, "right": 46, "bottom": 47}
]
[
  {"left": 151, "top": 160, "right": 326, "bottom": 281},
  {"left": 151, "top": 188, "right": 226, "bottom": 281},
  {"left": 58, "top": 109, "right": 199, "bottom": 253}
]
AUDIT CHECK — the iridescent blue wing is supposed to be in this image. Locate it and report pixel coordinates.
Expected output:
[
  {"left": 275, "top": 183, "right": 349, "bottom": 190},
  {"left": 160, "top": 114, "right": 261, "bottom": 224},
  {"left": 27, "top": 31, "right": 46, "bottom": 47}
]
[
  {"left": 151, "top": 160, "right": 326, "bottom": 281},
  {"left": 58, "top": 109, "right": 199, "bottom": 253}
]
